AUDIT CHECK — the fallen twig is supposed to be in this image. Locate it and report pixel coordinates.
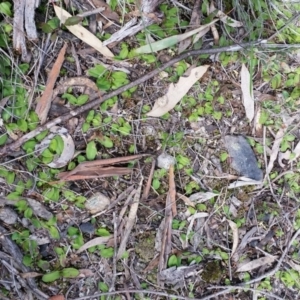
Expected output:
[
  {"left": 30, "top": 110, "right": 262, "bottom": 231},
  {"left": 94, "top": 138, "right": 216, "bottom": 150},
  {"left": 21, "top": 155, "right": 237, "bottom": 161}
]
[{"left": 0, "top": 39, "right": 295, "bottom": 157}]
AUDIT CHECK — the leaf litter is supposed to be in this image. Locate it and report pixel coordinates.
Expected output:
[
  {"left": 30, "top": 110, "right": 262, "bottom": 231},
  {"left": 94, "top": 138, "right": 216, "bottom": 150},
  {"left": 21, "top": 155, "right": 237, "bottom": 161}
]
[{"left": 1, "top": 1, "right": 300, "bottom": 300}]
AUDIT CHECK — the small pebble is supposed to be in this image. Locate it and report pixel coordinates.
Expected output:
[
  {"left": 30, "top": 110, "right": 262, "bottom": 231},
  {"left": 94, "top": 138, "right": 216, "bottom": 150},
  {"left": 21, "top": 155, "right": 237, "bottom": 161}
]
[{"left": 79, "top": 222, "right": 95, "bottom": 234}]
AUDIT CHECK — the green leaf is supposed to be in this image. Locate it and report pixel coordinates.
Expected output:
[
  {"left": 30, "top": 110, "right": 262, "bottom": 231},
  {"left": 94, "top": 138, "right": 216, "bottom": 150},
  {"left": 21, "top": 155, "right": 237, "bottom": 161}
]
[
  {"left": 15, "top": 181, "right": 25, "bottom": 194},
  {"left": 86, "top": 110, "right": 95, "bottom": 122},
  {"left": 86, "top": 141, "right": 97, "bottom": 160},
  {"left": 17, "top": 119, "right": 28, "bottom": 132},
  {"left": 67, "top": 226, "right": 79, "bottom": 236},
  {"left": 37, "top": 260, "right": 50, "bottom": 271},
  {"left": 49, "top": 226, "right": 60, "bottom": 239},
  {"left": 96, "top": 78, "right": 111, "bottom": 91},
  {"left": 62, "top": 268, "right": 79, "bottom": 278},
  {"left": 47, "top": 17, "right": 60, "bottom": 30},
  {"left": 0, "top": 134, "right": 8, "bottom": 146},
  {"left": 24, "top": 208, "right": 33, "bottom": 219},
  {"left": 168, "top": 254, "right": 178, "bottom": 267},
  {"left": 42, "top": 271, "right": 61, "bottom": 283},
  {"left": 96, "top": 228, "right": 111, "bottom": 236},
  {"left": 271, "top": 74, "right": 281, "bottom": 89},
  {"left": 152, "top": 178, "right": 160, "bottom": 190},
  {"left": 118, "top": 44, "right": 129, "bottom": 59},
  {"left": 55, "top": 135, "right": 64, "bottom": 154},
  {"left": 98, "top": 281, "right": 109, "bottom": 292},
  {"left": 23, "top": 255, "right": 32, "bottom": 267},
  {"left": 220, "top": 152, "right": 228, "bottom": 162},
  {"left": 41, "top": 148, "right": 54, "bottom": 158},
  {"left": 43, "top": 188, "right": 60, "bottom": 202},
  {"left": 99, "top": 136, "right": 113, "bottom": 148},
  {"left": 82, "top": 123, "right": 90, "bottom": 133},
  {"left": 100, "top": 247, "right": 114, "bottom": 258},
  {"left": 77, "top": 94, "right": 89, "bottom": 105},
  {"left": 36, "top": 130, "right": 49, "bottom": 142},
  {"left": 88, "top": 65, "right": 107, "bottom": 78},
  {"left": 62, "top": 93, "right": 78, "bottom": 105},
  {"left": 259, "top": 110, "right": 269, "bottom": 125},
  {"left": 6, "top": 192, "right": 21, "bottom": 200},
  {"left": 64, "top": 16, "right": 83, "bottom": 26},
  {"left": 0, "top": 2, "right": 12, "bottom": 16},
  {"left": 6, "top": 172, "right": 15, "bottom": 184}
]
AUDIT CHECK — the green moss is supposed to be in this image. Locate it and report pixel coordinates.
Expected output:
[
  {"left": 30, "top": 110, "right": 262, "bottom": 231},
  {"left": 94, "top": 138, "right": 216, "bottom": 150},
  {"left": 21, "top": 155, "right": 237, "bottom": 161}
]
[
  {"left": 135, "top": 231, "right": 156, "bottom": 262},
  {"left": 202, "top": 260, "right": 223, "bottom": 283}
]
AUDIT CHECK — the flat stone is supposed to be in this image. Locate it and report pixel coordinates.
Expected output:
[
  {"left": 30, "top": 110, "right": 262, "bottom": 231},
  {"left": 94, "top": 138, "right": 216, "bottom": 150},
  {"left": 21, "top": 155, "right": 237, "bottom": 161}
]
[{"left": 224, "top": 135, "right": 263, "bottom": 181}]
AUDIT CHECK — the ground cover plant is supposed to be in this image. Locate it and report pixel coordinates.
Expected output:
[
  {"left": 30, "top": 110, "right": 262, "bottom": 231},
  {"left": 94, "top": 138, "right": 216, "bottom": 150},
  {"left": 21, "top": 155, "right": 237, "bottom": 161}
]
[{"left": 0, "top": 0, "right": 300, "bottom": 299}]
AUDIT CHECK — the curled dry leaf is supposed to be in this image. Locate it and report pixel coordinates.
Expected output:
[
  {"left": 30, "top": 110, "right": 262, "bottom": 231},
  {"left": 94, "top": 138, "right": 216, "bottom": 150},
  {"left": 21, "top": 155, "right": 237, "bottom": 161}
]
[
  {"left": 241, "top": 63, "right": 254, "bottom": 122},
  {"left": 227, "top": 219, "right": 239, "bottom": 257},
  {"left": 147, "top": 65, "right": 209, "bottom": 117},
  {"left": 35, "top": 126, "right": 75, "bottom": 168},
  {"left": 53, "top": 5, "right": 114, "bottom": 58}
]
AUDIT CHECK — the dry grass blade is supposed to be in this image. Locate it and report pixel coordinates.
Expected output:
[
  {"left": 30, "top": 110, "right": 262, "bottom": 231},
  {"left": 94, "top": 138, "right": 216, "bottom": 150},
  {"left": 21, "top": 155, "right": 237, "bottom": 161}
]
[
  {"left": 117, "top": 178, "right": 143, "bottom": 259},
  {"left": 169, "top": 165, "right": 177, "bottom": 216},
  {"left": 76, "top": 236, "right": 112, "bottom": 253},
  {"left": 35, "top": 43, "right": 68, "bottom": 124}
]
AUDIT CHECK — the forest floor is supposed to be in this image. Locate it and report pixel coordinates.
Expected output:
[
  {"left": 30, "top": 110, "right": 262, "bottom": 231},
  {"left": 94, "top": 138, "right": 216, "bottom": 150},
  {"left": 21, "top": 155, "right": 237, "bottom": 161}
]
[{"left": 1, "top": 0, "right": 300, "bottom": 299}]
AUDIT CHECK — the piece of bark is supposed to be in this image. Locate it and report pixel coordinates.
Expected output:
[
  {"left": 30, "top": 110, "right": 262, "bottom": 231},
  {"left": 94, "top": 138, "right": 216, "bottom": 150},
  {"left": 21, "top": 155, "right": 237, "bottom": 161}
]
[
  {"left": 35, "top": 43, "right": 68, "bottom": 124},
  {"left": 13, "top": 0, "right": 29, "bottom": 61},
  {"left": 25, "top": 0, "right": 38, "bottom": 40}
]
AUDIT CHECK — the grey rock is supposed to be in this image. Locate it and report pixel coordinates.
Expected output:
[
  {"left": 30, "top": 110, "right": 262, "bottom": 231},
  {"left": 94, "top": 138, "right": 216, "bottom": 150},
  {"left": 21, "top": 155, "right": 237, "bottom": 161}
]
[{"left": 224, "top": 135, "right": 263, "bottom": 181}]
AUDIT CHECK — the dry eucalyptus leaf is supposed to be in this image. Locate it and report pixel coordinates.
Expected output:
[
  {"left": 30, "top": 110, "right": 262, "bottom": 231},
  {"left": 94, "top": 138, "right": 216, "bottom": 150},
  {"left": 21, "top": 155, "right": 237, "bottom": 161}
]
[
  {"left": 227, "top": 219, "right": 239, "bottom": 257},
  {"left": 241, "top": 63, "right": 254, "bottom": 122},
  {"left": 77, "top": 236, "right": 111, "bottom": 253},
  {"left": 236, "top": 256, "right": 277, "bottom": 272},
  {"left": 147, "top": 65, "right": 209, "bottom": 117},
  {"left": 54, "top": 5, "right": 114, "bottom": 58}
]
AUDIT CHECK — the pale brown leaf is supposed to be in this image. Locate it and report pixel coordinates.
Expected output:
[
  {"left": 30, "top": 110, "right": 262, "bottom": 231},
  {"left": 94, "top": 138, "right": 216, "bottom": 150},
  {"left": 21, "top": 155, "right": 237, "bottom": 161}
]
[
  {"left": 227, "top": 219, "right": 239, "bottom": 257},
  {"left": 241, "top": 63, "right": 254, "bottom": 122},
  {"left": 236, "top": 256, "right": 277, "bottom": 272},
  {"left": 54, "top": 5, "right": 114, "bottom": 58},
  {"left": 147, "top": 65, "right": 209, "bottom": 117},
  {"left": 76, "top": 236, "right": 111, "bottom": 253}
]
